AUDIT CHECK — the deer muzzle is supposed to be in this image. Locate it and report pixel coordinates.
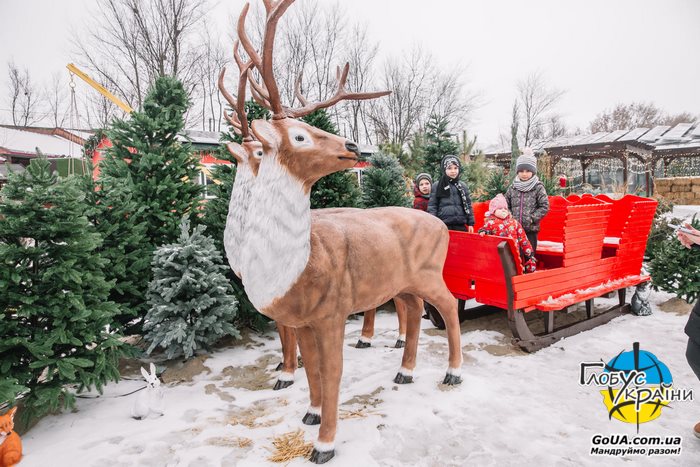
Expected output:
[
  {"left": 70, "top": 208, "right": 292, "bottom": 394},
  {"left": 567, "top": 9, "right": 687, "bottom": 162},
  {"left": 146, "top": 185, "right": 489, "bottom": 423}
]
[{"left": 344, "top": 141, "right": 361, "bottom": 160}]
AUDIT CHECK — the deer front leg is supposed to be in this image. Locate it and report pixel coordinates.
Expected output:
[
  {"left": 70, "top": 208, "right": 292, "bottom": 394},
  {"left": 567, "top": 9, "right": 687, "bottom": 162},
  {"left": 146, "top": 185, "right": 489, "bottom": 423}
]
[
  {"left": 309, "top": 317, "right": 346, "bottom": 464},
  {"left": 424, "top": 285, "right": 463, "bottom": 385},
  {"left": 394, "top": 298, "right": 408, "bottom": 348},
  {"left": 356, "top": 308, "right": 376, "bottom": 348},
  {"left": 296, "top": 325, "right": 322, "bottom": 425},
  {"left": 274, "top": 324, "right": 298, "bottom": 390},
  {"left": 393, "top": 294, "right": 422, "bottom": 384}
]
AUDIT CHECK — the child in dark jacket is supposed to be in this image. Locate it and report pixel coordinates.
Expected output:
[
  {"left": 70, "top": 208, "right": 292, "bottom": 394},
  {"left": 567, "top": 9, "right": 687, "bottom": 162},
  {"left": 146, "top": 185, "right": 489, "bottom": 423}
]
[
  {"left": 504, "top": 147, "right": 550, "bottom": 252},
  {"left": 413, "top": 173, "right": 432, "bottom": 211},
  {"left": 479, "top": 194, "right": 536, "bottom": 272},
  {"left": 428, "top": 155, "right": 474, "bottom": 232}
]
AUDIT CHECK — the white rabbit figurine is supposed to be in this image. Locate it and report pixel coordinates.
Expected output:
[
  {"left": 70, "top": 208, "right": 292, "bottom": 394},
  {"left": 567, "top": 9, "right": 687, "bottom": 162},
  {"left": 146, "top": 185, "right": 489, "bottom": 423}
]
[{"left": 132, "top": 362, "right": 164, "bottom": 420}]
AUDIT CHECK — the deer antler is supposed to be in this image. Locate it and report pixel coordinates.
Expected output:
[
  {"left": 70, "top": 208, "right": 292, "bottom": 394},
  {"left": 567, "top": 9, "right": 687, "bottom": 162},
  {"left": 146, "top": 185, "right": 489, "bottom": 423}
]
[
  {"left": 238, "top": 0, "right": 390, "bottom": 120},
  {"left": 238, "top": 0, "right": 295, "bottom": 118},
  {"left": 288, "top": 63, "right": 391, "bottom": 118},
  {"left": 218, "top": 40, "right": 254, "bottom": 142}
]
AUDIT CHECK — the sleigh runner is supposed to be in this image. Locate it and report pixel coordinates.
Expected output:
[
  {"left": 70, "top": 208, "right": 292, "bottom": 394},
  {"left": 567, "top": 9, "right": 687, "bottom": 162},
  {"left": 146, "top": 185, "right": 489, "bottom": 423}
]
[{"left": 426, "top": 194, "right": 657, "bottom": 352}]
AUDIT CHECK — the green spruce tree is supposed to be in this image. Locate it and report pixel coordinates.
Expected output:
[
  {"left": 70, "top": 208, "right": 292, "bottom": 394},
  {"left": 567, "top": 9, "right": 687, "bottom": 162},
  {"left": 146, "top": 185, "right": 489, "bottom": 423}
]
[
  {"left": 479, "top": 168, "right": 509, "bottom": 202},
  {"left": 303, "top": 109, "right": 362, "bottom": 208},
  {"left": 649, "top": 217, "right": 700, "bottom": 303},
  {"left": 361, "top": 152, "right": 410, "bottom": 208},
  {"left": 0, "top": 157, "right": 125, "bottom": 427},
  {"left": 143, "top": 219, "right": 240, "bottom": 359},
  {"left": 422, "top": 115, "right": 460, "bottom": 180},
  {"left": 96, "top": 76, "right": 203, "bottom": 333}
]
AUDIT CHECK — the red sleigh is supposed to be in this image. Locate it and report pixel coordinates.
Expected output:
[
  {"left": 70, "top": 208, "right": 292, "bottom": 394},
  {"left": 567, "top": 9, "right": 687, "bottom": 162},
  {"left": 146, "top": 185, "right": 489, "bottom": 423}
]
[{"left": 427, "top": 194, "right": 657, "bottom": 352}]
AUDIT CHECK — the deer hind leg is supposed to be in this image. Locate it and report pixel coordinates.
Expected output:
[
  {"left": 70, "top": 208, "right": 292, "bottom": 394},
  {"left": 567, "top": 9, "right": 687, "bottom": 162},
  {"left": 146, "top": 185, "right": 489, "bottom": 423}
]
[
  {"left": 393, "top": 294, "right": 422, "bottom": 384},
  {"left": 296, "top": 325, "right": 323, "bottom": 426},
  {"left": 309, "top": 317, "right": 346, "bottom": 464},
  {"left": 274, "top": 324, "right": 298, "bottom": 390},
  {"left": 356, "top": 308, "right": 376, "bottom": 348},
  {"left": 422, "top": 283, "right": 463, "bottom": 385},
  {"left": 394, "top": 298, "right": 408, "bottom": 348}
]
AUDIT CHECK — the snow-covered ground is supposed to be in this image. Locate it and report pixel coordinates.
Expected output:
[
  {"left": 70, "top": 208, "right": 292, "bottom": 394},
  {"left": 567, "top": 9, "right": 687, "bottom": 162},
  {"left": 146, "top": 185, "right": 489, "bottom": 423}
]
[{"left": 19, "top": 289, "right": 700, "bottom": 466}]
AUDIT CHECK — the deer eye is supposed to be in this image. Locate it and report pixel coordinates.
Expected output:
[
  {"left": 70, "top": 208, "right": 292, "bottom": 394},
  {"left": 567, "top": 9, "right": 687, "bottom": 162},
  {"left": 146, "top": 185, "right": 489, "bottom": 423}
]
[
  {"left": 256, "top": 150, "right": 263, "bottom": 157},
  {"left": 295, "top": 135, "right": 305, "bottom": 142}
]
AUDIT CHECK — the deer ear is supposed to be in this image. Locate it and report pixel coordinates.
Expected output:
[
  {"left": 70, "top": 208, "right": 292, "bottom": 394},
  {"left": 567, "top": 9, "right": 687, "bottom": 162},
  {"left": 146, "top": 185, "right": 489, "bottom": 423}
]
[
  {"left": 226, "top": 142, "right": 246, "bottom": 164},
  {"left": 149, "top": 362, "right": 157, "bottom": 377},
  {"left": 141, "top": 366, "right": 150, "bottom": 380},
  {"left": 251, "top": 120, "right": 280, "bottom": 150},
  {"left": 9, "top": 406, "right": 17, "bottom": 421}
]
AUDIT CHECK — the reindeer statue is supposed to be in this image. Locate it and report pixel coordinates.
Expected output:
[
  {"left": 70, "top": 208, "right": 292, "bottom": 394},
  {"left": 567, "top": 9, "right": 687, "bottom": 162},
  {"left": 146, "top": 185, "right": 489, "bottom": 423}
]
[
  {"left": 221, "top": 1, "right": 463, "bottom": 462},
  {"left": 219, "top": 40, "right": 410, "bottom": 392}
]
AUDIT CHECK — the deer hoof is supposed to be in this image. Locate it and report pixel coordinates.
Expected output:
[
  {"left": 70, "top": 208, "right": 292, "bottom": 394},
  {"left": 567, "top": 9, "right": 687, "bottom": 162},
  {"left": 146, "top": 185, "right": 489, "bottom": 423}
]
[
  {"left": 393, "top": 372, "right": 413, "bottom": 384},
  {"left": 302, "top": 412, "right": 321, "bottom": 425},
  {"left": 442, "top": 373, "right": 462, "bottom": 386},
  {"left": 309, "top": 448, "right": 335, "bottom": 464},
  {"left": 275, "top": 362, "right": 284, "bottom": 371},
  {"left": 273, "top": 379, "right": 294, "bottom": 391},
  {"left": 394, "top": 339, "right": 405, "bottom": 349},
  {"left": 355, "top": 340, "right": 371, "bottom": 349}
]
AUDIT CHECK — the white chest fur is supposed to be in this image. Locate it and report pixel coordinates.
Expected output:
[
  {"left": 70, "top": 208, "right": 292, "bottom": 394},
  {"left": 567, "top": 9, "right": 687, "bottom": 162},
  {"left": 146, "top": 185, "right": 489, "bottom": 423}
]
[
  {"left": 240, "top": 157, "right": 311, "bottom": 310},
  {"left": 223, "top": 162, "right": 254, "bottom": 276}
]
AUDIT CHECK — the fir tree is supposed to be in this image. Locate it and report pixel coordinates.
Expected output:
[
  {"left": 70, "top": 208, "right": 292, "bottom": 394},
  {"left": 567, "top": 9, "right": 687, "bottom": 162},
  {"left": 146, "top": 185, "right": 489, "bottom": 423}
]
[
  {"left": 510, "top": 102, "right": 521, "bottom": 177},
  {"left": 143, "top": 219, "right": 240, "bottom": 359},
  {"left": 649, "top": 217, "right": 700, "bottom": 303},
  {"left": 303, "top": 109, "right": 362, "bottom": 208},
  {"left": 0, "top": 157, "right": 125, "bottom": 427},
  {"left": 422, "top": 115, "right": 460, "bottom": 180},
  {"left": 361, "top": 152, "right": 410, "bottom": 208},
  {"left": 479, "top": 169, "right": 509, "bottom": 202},
  {"left": 100, "top": 76, "right": 203, "bottom": 248},
  {"left": 96, "top": 76, "right": 203, "bottom": 333}
]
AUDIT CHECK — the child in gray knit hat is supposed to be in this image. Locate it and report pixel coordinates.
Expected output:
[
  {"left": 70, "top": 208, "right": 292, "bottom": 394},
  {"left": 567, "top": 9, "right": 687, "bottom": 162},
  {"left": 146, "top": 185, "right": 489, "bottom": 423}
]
[{"left": 504, "top": 147, "right": 550, "bottom": 251}]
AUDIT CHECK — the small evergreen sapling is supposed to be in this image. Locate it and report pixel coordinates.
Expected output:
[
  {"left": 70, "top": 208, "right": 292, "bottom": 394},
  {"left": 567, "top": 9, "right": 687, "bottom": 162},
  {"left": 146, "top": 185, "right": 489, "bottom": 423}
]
[
  {"left": 361, "top": 152, "right": 410, "bottom": 208},
  {"left": 143, "top": 219, "right": 240, "bottom": 359},
  {"left": 649, "top": 217, "right": 700, "bottom": 304}
]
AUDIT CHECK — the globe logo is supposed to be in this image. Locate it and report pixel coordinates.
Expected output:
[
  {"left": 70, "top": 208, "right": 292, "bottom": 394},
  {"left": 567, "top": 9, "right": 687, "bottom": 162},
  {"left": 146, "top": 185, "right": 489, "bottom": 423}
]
[
  {"left": 579, "top": 342, "right": 692, "bottom": 432},
  {"left": 600, "top": 343, "right": 672, "bottom": 428}
]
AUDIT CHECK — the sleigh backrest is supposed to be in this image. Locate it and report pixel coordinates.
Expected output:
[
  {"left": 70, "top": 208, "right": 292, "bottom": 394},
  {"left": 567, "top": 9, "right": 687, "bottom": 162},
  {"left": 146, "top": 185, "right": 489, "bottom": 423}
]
[{"left": 443, "top": 231, "right": 522, "bottom": 309}]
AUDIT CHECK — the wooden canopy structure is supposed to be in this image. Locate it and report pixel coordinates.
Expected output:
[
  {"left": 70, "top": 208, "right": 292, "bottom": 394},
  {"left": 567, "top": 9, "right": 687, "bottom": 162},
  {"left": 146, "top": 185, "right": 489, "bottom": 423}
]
[{"left": 482, "top": 122, "right": 700, "bottom": 195}]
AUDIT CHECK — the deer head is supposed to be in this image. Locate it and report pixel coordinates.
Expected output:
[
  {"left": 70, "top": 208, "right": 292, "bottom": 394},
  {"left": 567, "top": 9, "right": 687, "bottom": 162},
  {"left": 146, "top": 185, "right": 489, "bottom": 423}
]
[{"left": 236, "top": 0, "right": 389, "bottom": 189}]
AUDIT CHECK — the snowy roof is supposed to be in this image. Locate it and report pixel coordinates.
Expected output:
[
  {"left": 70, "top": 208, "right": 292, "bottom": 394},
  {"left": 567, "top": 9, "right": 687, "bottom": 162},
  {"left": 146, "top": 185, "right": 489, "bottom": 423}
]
[
  {"left": 180, "top": 130, "right": 221, "bottom": 146},
  {"left": 0, "top": 163, "right": 26, "bottom": 180},
  {"left": 482, "top": 122, "right": 700, "bottom": 157},
  {"left": 0, "top": 126, "right": 84, "bottom": 158}
]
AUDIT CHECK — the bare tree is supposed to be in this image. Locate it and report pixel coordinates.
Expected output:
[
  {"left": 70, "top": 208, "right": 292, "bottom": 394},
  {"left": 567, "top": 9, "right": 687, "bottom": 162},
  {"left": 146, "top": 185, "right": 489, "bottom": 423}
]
[
  {"left": 339, "top": 23, "right": 378, "bottom": 142},
  {"left": 72, "top": 0, "right": 208, "bottom": 111},
  {"left": 368, "top": 47, "right": 476, "bottom": 147},
  {"left": 546, "top": 114, "right": 567, "bottom": 139},
  {"left": 589, "top": 102, "right": 697, "bottom": 133},
  {"left": 517, "top": 71, "right": 564, "bottom": 146},
  {"left": 6, "top": 61, "right": 42, "bottom": 126},
  {"left": 193, "top": 28, "right": 227, "bottom": 131},
  {"left": 46, "top": 72, "right": 69, "bottom": 128}
]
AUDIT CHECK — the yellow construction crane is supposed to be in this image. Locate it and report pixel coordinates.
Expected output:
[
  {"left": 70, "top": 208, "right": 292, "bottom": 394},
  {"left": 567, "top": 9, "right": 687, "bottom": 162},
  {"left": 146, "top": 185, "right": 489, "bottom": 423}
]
[
  {"left": 66, "top": 63, "right": 221, "bottom": 184},
  {"left": 66, "top": 63, "right": 134, "bottom": 113}
]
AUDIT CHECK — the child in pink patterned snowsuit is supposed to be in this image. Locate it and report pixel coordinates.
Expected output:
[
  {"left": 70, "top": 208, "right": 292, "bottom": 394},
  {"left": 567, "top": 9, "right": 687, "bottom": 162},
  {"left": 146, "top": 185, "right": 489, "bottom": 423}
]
[{"left": 478, "top": 193, "right": 537, "bottom": 273}]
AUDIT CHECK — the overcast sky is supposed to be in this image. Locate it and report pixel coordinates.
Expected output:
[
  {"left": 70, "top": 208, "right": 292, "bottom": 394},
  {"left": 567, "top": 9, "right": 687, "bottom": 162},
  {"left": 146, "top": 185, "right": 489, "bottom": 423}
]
[{"left": 1, "top": 0, "right": 698, "bottom": 147}]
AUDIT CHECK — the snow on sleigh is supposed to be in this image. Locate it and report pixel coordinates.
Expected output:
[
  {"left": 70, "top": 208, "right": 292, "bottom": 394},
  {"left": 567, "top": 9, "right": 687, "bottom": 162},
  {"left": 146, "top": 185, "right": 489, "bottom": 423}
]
[{"left": 425, "top": 194, "right": 657, "bottom": 352}]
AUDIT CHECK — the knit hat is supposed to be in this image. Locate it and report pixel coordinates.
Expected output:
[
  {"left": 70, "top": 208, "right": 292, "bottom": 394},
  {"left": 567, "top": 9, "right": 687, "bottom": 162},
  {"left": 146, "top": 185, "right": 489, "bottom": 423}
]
[
  {"left": 489, "top": 193, "right": 508, "bottom": 214},
  {"left": 516, "top": 147, "right": 537, "bottom": 174},
  {"left": 442, "top": 155, "right": 461, "bottom": 173},
  {"left": 415, "top": 172, "right": 432, "bottom": 185}
]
